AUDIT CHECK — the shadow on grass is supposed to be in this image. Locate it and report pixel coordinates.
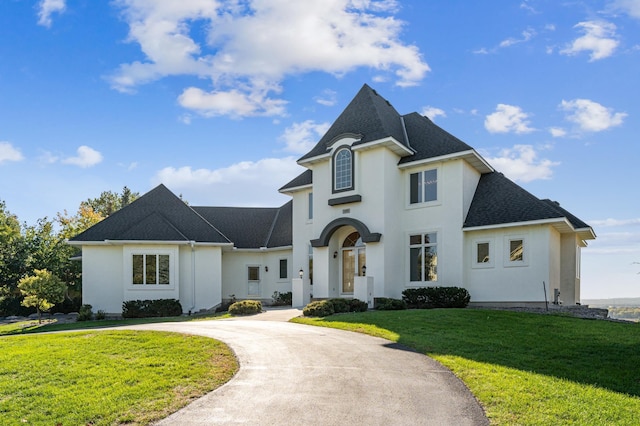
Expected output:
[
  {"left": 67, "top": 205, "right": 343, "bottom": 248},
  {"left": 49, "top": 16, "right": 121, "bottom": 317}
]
[{"left": 320, "top": 309, "right": 640, "bottom": 398}]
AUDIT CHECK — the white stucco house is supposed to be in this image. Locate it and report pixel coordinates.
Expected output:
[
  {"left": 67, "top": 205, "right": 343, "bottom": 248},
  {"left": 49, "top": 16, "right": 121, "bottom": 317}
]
[{"left": 69, "top": 84, "right": 595, "bottom": 314}]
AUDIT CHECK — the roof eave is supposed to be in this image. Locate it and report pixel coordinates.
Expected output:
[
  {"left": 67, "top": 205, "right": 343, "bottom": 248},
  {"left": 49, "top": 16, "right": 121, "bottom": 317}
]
[
  {"left": 399, "top": 149, "right": 494, "bottom": 173},
  {"left": 67, "top": 239, "right": 234, "bottom": 247},
  {"left": 278, "top": 183, "right": 312, "bottom": 194},
  {"left": 352, "top": 137, "right": 414, "bottom": 157},
  {"left": 463, "top": 217, "right": 572, "bottom": 232}
]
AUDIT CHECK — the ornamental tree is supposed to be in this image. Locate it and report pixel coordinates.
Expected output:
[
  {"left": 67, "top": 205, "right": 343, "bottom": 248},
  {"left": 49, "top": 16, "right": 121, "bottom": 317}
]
[{"left": 18, "top": 269, "right": 66, "bottom": 323}]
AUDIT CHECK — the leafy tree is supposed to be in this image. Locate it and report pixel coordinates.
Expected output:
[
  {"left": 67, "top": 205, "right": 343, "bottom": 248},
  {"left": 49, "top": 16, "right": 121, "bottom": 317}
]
[
  {"left": 0, "top": 201, "right": 28, "bottom": 311},
  {"left": 57, "top": 204, "right": 104, "bottom": 240},
  {"left": 83, "top": 186, "right": 139, "bottom": 217},
  {"left": 18, "top": 269, "right": 66, "bottom": 322}
]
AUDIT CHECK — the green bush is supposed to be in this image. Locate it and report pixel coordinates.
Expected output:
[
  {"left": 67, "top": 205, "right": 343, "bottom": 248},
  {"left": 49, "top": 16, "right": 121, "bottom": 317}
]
[
  {"left": 375, "top": 297, "right": 407, "bottom": 310},
  {"left": 402, "top": 287, "right": 470, "bottom": 309},
  {"left": 122, "top": 299, "right": 183, "bottom": 318},
  {"left": 77, "top": 304, "right": 93, "bottom": 321},
  {"left": 95, "top": 310, "right": 106, "bottom": 320},
  {"left": 328, "top": 298, "right": 351, "bottom": 313},
  {"left": 303, "top": 300, "right": 335, "bottom": 317},
  {"left": 228, "top": 300, "right": 262, "bottom": 316},
  {"left": 272, "top": 291, "right": 292, "bottom": 306},
  {"left": 349, "top": 299, "right": 369, "bottom": 312}
]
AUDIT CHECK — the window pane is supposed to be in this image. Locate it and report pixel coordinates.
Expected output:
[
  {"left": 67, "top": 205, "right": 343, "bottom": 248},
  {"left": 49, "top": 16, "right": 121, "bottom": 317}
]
[
  {"left": 146, "top": 254, "right": 157, "bottom": 284},
  {"left": 335, "top": 149, "right": 352, "bottom": 190},
  {"left": 510, "top": 240, "right": 524, "bottom": 261},
  {"left": 279, "top": 259, "right": 287, "bottom": 279},
  {"left": 425, "top": 247, "right": 437, "bottom": 281},
  {"left": 248, "top": 266, "right": 260, "bottom": 281},
  {"left": 132, "top": 255, "right": 144, "bottom": 284},
  {"left": 410, "top": 247, "right": 422, "bottom": 281},
  {"left": 409, "top": 234, "right": 422, "bottom": 245},
  {"left": 158, "top": 255, "right": 170, "bottom": 284},
  {"left": 308, "top": 192, "right": 313, "bottom": 219},
  {"left": 410, "top": 173, "right": 420, "bottom": 204},
  {"left": 423, "top": 169, "right": 437, "bottom": 202},
  {"left": 477, "top": 243, "right": 490, "bottom": 263},
  {"left": 424, "top": 233, "right": 437, "bottom": 245}
]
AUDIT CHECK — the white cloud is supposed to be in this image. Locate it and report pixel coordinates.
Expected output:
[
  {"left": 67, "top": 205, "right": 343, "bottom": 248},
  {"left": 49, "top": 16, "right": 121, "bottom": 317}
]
[
  {"left": 109, "top": 0, "right": 429, "bottom": 117},
  {"left": 485, "top": 104, "right": 535, "bottom": 134},
  {"left": 499, "top": 28, "right": 536, "bottom": 48},
  {"left": 315, "top": 90, "right": 338, "bottom": 107},
  {"left": 589, "top": 218, "right": 640, "bottom": 227},
  {"left": 0, "top": 142, "right": 24, "bottom": 164},
  {"left": 37, "top": 0, "right": 66, "bottom": 28},
  {"left": 62, "top": 146, "right": 103, "bottom": 168},
  {"left": 421, "top": 106, "right": 446, "bottom": 121},
  {"left": 549, "top": 127, "right": 567, "bottom": 137},
  {"left": 153, "top": 156, "right": 304, "bottom": 206},
  {"left": 485, "top": 145, "right": 559, "bottom": 183},
  {"left": 560, "top": 21, "right": 619, "bottom": 61},
  {"left": 607, "top": 0, "right": 640, "bottom": 19},
  {"left": 280, "top": 121, "right": 331, "bottom": 154},
  {"left": 560, "top": 99, "right": 627, "bottom": 132}
]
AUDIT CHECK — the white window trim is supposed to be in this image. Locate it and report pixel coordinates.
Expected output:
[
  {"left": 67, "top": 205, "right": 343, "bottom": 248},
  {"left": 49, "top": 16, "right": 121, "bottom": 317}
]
[
  {"left": 503, "top": 235, "right": 529, "bottom": 267},
  {"left": 406, "top": 229, "right": 440, "bottom": 285},
  {"left": 406, "top": 165, "right": 442, "bottom": 209},
  {"left": 278, "top": 258, "right": 289, "bottom": 282},
  {"left": 472, "top": 239, "right": 494, "bottom": 269},
  {"left": 123, "top": 246, "right": 178, "bottom": 290},
  {"left": 333, "top": 147, "right": 354, "bottom": 192}
]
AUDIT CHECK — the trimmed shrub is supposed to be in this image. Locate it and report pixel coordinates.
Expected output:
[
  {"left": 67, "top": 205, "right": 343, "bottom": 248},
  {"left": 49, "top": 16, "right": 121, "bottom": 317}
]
[
  {"left": 122, "top": 299, "right": 183, "bottom": 318},
  {"left": 375, "top": 297, "right": 407, "bottom": 311},
  {"left": 95, "top": 310, "right": 106, "bottom": 320},
  {"left": 77, "top": 304, "right": 93, "bottom": 321},
  {"left": 349, "top": 298, "right": 369, "bottom": 312},
  {"left": 402, "top": 286, "right": 470, "bottom": 309},
  {"left": 272, "top": 291, "right": 293, "bottom": 306},
  {"left": 303, "top": 300, "right": 335, "bottom": 317},
  {"left": 228, "top": 300, "right": 262, "bottom": 316},
  {"left": 328, "top": 298, "right": 351, "bottom": 313}
]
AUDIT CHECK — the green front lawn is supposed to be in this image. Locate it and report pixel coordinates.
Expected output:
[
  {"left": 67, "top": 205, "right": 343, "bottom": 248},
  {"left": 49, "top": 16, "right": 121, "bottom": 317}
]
[
  {"left": 293, "top": 309, "right": 640, "bottom": 425},
  {"left": 0, "top": 330, "right": 238, "bottom": 425}
]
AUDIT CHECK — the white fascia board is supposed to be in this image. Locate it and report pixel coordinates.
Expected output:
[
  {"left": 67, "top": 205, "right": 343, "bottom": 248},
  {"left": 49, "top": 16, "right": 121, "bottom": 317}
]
[
  {"left": 278, "top": 183, "right": 312, "bottom": 194},
  {"left": 576, "top": 227, "right": 597, "bottom": 241},
  {"left": 399, "top": 149, "right": 493, "bottom": 173},
  {"left": 463, "top": 217, "right": 574, "bottom": 233},
  {"left": 351, "top": 137, "right": 414, "bottom": 157},
  {"left": 67, "top": 240, "right": 233, "bottom": 247},
  {"left": 298, "top": 152, "right": 331, "bottom": 166},
  {"left": 232, "top": 245, "right": 293, "bottom": 252}
]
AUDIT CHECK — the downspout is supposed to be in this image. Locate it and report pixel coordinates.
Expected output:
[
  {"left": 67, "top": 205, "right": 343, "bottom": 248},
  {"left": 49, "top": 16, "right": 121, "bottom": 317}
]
[{"left": 190, "top": 241, "right": 196, "bottom": 312}]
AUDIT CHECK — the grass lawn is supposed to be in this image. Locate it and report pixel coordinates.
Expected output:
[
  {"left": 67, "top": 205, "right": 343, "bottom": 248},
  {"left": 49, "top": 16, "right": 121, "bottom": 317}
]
[
  {"left": 293, "top": 309, "right": 640, "bottom": 425},
  {"left": 0, "top": 330, "right": 238, "bottom": 425}
]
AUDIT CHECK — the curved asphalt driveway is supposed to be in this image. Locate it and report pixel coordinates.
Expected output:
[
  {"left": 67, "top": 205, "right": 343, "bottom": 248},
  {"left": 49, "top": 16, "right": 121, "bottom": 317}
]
[{"left": 127, "top": 309, "right": 487, "bottom": 425}]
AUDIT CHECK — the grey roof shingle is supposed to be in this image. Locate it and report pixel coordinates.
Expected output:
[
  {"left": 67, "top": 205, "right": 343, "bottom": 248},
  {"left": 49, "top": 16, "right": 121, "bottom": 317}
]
[
  {"left": 70, "top": 184, "right": 230, "bottom": 243},
  {"left": 279, "top": 169, "right": 312, "bottom": 191},
  {"left": 193, "top": 201, "right": 292, "bottom": 249},
  {"left": 463, "top": 172, "right": 591, "bottom": 230}
]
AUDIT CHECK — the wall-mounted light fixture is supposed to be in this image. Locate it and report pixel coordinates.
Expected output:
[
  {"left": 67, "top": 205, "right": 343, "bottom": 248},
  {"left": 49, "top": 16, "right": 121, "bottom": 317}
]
[
  {"left": 299, "top": 268, "right": 304, "bottom": 278},
  {"left": 333, "top": 251, "right": 338, "bottom": 258},
  {"left": 361, "top": 265, "right": 366, "bottom": 276},
  {"left": 265, "top": 266, "right": 268, "bottom": 272}
]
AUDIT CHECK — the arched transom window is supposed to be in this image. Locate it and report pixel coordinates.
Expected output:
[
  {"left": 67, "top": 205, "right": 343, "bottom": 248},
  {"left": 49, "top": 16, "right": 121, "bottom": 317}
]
[{"left": 334, "top": 147, "right": 353, "bottom": 192}]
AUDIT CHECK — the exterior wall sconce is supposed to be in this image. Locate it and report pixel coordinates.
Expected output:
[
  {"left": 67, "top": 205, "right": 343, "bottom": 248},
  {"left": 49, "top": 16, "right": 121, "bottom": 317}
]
[
  {"left": 265, "top": 266, "right": 268, "bottom": 272},
  {"left": 299, "top": 268, "right": 304, "bottom": 278},
  {"left": 361, "top": 265, "right": 366, "bottom": 276},
  {"left": 333, "top": 251, "right": 338, "bottom": 258}
]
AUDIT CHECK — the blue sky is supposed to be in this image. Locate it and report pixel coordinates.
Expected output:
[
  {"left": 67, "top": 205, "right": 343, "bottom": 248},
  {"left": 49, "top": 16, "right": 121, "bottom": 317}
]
[{"left": 1, "top": 0, "right": 638, "bottom": 299}]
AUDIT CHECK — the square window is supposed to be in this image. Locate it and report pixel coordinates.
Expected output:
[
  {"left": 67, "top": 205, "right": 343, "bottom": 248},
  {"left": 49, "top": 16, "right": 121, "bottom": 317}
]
[
  {"left": 510, "top": 239, "right": 524, "bottom": 262},
  {"left": 477, "top": 242, "right": 490, "bottom": 263},
  {"left": 410, "top": 169, "right": 438, "bottom": 204}
]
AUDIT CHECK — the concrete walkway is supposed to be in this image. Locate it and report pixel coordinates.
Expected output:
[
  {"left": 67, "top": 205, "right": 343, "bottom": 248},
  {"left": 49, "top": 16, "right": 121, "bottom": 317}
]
[{"left": 127, "top": 308, "right": 487, "bottom": 425}]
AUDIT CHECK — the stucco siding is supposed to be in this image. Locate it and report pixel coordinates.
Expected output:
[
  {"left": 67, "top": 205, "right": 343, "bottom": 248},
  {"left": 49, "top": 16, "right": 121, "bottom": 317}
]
[{"left": 81, "top": 245, "right": 123, "bottom": 314}]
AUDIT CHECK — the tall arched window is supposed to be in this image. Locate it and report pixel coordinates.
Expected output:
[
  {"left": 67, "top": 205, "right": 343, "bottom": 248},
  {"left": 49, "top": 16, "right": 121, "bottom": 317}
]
[{"left": 334, "top": 147, "right": 353, "bottom": 192}]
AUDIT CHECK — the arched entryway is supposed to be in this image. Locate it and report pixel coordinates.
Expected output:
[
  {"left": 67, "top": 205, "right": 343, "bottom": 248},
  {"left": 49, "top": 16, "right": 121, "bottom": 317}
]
[{"left": 341, "top": 232, "right": 366, "bottom": 294}]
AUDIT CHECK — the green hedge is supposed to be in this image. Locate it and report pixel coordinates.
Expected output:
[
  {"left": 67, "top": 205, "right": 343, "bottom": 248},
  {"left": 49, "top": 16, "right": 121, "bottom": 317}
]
[
  {"left": 374, "top": 298, "right": 407, "bottom": 310},
  {"left": 402, "top": 287, "right": 470, "bottom": 309},
  {"left": 228, "top": 300, "right": 262, "bottom": 316},
  {"left": 303, "top": 298, "right": 369, "bottom": 317},
  {"left": 122, "top": 299, "right": 183, "bottom": 318}
]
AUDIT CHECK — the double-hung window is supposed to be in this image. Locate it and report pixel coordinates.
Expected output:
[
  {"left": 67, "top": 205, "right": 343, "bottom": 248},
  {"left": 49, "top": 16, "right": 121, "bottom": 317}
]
[
  {"left": 409, "top": 232, "right": 438, "bottom": 282},
  {"left": 334, "top": 147, "right": 353, "bottom": 192},
  {"left": 132, "top": 254, "right": 170, "bottom": 285},
  {"left": 410, "top": 169, "right": 437, "bottom": 204}
]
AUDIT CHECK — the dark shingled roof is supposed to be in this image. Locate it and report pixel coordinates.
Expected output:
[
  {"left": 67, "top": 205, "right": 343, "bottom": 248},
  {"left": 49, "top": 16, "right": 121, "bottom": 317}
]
[
  {"left": 69, "top": 184, "right": 231, "bottom": 243},
  {"left": 193, "top": 201, "right": 292, "bottom": 249},
  {"left": 398, "top": 112, "right": 473, "bottom": 164},
  {"left": 279, "top": 169, "right": 312, "bottom": 191},
  {"left": 298, "top": 84, "right": 406, "bottom": 161},
  {"left": 463, "top": 172, "right": 591, "bottom": 230}
]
